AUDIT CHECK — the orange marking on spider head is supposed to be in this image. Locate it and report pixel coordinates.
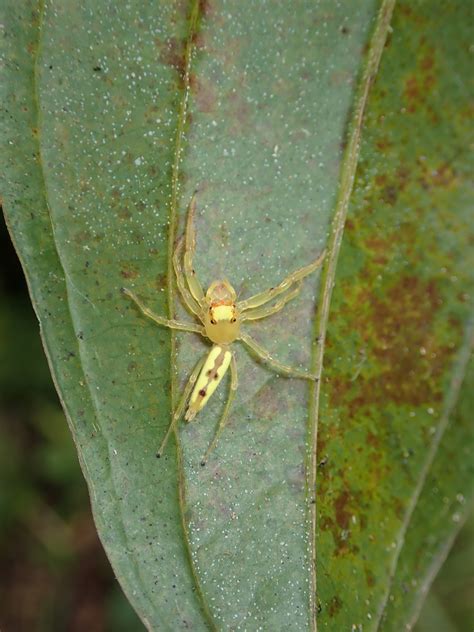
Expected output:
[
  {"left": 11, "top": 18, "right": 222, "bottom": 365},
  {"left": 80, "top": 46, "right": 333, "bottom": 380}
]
[{"left": 206, "top": 279, "right": 236, "bottom": 304}]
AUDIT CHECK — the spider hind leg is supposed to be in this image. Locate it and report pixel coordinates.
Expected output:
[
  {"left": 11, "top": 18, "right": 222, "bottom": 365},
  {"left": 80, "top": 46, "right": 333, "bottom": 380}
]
[{"left": 201, "top": 353, "right": 238, "bottom": 465}]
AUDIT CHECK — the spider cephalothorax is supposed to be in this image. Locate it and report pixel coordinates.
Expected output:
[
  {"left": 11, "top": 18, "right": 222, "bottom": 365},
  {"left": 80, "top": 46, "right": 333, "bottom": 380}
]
[
  {"left": 204, "top": 280, "right": 240, "bottom": 344},
  {"left": 123, "top": 194, "right": 325, "bottom": 463}
]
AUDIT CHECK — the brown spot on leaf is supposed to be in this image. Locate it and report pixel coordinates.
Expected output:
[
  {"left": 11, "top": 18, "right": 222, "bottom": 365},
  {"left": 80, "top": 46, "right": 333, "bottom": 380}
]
[
  {"left": 328, "top": 595, "right": 343, "bottom": 617},
  {"left": 155, "top": 273, "right": 167, "bottom": 291},
  {"left": 365, "top": 568, "right": 375, "bottom": 587},
  {"left": 347, "top": 275, "right": 456, "bottom": 413},
  {"left": 120, "top": 267, "right": 138, "bottom": 280},
  {"left": 366, "top": 432, "right": 381, "bottom": 452},
  {"left": 403, "top": 46, "right": 437, "bottom": 113},
  {"left": 393, "top": 496, "right": 405, "bottom": 520},
  {"left": 228, "top": 91, "right": 251, "bottom": 133},
  {"left": 328, "top": 376, "right": 352, "bottom": 408},
  {"left": 381, "top": 184, "right": 398, "bottom": 205},
  {"left": 345, "top": 218, "right": 355, "bottom": 232},
  {"left": 418, "top": 161, "right": 458, "bottom": 190},
  {"left": 376, "top": 136, "right": 392, "bottom": 152},
  {"left": 117, "top": 207, "right": 132, "bottom": 221},
  {"left": 365, "top": 235, "right": 391, "bottom": 266},
  {"left": 158, "top": 37, "right": 186, "bottom": 83},
  {"left": 190, "top": 75, "right": 217, "bottom": 113},
  {"left": 404, "top": 75, "right": 421, "bottom": 111},
  {"left": 199, "top": 0, "right": 213, "bottom": 16},
  {"left": 334, "top": 490, "right": 351, "bottom": 530}
]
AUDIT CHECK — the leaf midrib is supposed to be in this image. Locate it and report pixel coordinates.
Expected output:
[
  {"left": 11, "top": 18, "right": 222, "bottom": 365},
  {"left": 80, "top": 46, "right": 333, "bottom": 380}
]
[{"left": 167, "top": 1, "right": 218, "bottom": 630}]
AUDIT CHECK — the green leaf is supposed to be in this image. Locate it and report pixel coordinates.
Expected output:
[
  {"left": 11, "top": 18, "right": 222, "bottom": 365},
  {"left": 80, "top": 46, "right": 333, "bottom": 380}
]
[
  {"left": 316, "top": 1, "right": 474, "bottom": 629},
  {"left": 391, "top": 359, "right": 474, "bottom": 630},
  {"left": 1, "top": 1, "right": 471, "bottom": 631}
]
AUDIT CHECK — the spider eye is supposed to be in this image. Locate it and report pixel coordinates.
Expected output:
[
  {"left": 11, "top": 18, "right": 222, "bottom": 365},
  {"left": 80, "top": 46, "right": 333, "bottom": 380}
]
[
  {"left": 231, "top": 318, "right": 237, "bottom": 323},
  {"left": 210, "top": 318, "right": 217, "bottom": 325}
]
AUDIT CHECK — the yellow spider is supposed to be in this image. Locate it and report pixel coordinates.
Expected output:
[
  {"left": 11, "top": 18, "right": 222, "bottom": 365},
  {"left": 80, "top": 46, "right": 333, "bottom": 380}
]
[{"left": 123, "top": 196, "right": 325, "bottom": 464}]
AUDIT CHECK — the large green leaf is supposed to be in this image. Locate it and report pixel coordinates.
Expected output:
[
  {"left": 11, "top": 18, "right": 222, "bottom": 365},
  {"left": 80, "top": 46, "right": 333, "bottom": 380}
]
[
  {"left": 1, "top": 1, "right": 471, "bottom": 630},
  {"left": 316, "top": 1, "right": 473, "bottom": 629}
]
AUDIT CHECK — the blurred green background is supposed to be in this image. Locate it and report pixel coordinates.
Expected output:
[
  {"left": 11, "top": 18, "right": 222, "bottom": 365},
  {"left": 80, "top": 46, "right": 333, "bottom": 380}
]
[{"left": 0, "top": 214, "right": 472, "bottom": 630}]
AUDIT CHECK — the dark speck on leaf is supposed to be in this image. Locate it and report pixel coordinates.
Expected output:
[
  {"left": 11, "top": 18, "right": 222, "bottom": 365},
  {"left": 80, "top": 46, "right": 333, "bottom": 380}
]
[{"left": 328, "top": 595, "right": 343, "bottom": 617}]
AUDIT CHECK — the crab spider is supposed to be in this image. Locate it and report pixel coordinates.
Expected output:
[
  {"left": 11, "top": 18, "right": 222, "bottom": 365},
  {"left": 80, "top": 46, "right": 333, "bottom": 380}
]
[{"left": 122, "top": 196, "right": 325, "bottom": 464}]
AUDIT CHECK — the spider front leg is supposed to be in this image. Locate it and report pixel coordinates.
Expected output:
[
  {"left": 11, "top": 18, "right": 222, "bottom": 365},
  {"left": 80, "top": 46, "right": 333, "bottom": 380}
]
[
  {"left": 183, "top": 195, "right": 206, "bottom": 304},
  {"left": 173, "top": 237, "right": 202, "bottom": 318},
  {"left": 239, "top": 331, "right": 317, "bottom": 380},
  {"left": 122, "top": 288, "right": 205, "bottom": 335},
  {"left": 237, "top": 250, "right": 325, "bottom": 312},
  {"left": 240, "top": 283, "right": 302, "bottom": 322}
]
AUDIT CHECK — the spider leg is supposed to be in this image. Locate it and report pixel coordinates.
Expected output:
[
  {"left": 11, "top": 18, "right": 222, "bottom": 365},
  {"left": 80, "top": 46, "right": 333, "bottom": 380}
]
[
  {"left": 237, "top": 250, "right": 325, "bottom": 312},
  {"left": 173, "top": 237, "right": 203, "bottom": 318},
  {"left": 201, "top": 353, "right": 238, "bottom": 465},
  {"left": 183, "top": 194, "right": 206, "bottom": 303},
  {"left": 122, "top": 288, "right": 205, "bottom": 335},
  {"left": 157, "top": 356, "right": 206, "bottom": 457},
  {"left": 240, "top": 283, "right": 302, "bottom": 322},
  {"left": 239, "top": 331, "right": 317, "bottom": 380}
]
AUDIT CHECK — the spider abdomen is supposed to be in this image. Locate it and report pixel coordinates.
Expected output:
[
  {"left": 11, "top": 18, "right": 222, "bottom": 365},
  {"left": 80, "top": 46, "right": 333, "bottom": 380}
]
[{"left": 185, "top": 345, "right": 232, "bottom": 421}]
